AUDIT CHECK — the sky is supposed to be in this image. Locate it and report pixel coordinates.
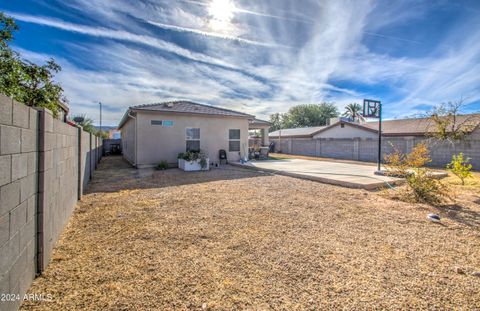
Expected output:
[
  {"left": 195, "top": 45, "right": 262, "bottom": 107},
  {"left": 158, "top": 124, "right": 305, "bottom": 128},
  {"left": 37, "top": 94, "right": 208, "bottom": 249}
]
[{"left": 2, "top": 0, "right": 480, "bottom": 126}]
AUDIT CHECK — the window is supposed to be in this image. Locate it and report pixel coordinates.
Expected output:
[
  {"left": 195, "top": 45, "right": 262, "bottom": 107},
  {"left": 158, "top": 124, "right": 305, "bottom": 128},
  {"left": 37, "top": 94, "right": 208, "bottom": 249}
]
[
  {"left": 341, "top": 123, "right": 345, "bottom": 128},
  {"left": 229, "top": 129, "right": 240, "bottom": 139},
  {"left": 229, "top": 129, "right": 240, "bottom": 152},
  {"left": 151, "top": 120, "right": 174, "bottom": 126},
  {"left": 186, "top": 128, "right": 200, "bottom": 152}
]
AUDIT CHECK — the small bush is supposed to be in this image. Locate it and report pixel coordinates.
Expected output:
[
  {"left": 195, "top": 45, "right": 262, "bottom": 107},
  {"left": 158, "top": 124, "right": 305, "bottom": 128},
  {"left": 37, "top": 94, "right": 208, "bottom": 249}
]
[
  {"left": 404, "top": 169, "right": 451, "bottom": 205},
  {"left": 446, "top": 153, "right": 473, "bottom": 185},
  {"left": 384, "top": 143, "right": 451, "bottom": 205},
  {"left": 156, "top": 160, "right": 169, "bottom": 170}
]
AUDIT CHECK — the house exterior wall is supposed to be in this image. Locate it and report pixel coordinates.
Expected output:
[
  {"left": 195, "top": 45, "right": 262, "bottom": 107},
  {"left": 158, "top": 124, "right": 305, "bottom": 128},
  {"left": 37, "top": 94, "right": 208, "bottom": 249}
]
[
  {"left": 134, "top": 112, "right": 249, "bottom": 167},
  {"left": 312, "top": 123, "right": 377, "bottom": 139},
  {"left": 121, "top": 117, "right": 136, "bottom": 165}
]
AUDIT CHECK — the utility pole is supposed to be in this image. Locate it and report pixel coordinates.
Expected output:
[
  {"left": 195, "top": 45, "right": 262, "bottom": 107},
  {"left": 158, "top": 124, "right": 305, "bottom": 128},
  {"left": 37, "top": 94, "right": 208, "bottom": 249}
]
[
  {"left": 99, "top": 102, "right": 102, "bottom": 136},
  {"left": 279, "top": 128, "right": 282, "bottom": 153}
]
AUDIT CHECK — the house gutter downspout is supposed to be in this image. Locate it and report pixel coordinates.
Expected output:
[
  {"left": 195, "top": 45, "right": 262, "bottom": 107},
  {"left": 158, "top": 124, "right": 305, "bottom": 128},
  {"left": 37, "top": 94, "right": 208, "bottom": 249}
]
[{"left": 127, "top": 110, "right": 138, "bottom": 167}]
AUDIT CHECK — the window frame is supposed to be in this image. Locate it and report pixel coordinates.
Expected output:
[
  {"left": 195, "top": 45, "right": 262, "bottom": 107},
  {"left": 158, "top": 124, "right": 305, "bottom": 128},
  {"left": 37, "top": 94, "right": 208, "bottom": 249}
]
[
  {"left": 228, "top": 129, "right": 241, "bottom": 152},
  {"left": 151, "top": 120, "right": 174, "bottom": 126},
  {"left": 186, "top": 127, "right": 200, "bottom": 152}
]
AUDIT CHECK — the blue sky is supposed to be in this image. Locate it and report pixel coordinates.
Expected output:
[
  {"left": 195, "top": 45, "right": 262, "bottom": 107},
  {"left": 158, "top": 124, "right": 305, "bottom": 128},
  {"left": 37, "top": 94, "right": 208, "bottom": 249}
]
[{"left": 2, "top": 0, "right": 480, "bottom": 125}]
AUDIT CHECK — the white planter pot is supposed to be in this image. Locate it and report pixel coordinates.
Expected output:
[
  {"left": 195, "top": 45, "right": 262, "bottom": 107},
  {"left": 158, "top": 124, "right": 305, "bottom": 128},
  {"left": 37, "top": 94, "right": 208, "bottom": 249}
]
[{"left": 178, "top": 158, "right": 209, "bottom": 171}]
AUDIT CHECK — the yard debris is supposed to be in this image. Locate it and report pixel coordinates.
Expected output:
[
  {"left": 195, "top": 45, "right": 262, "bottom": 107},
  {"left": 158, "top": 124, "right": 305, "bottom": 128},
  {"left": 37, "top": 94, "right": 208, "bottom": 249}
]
[
  {"left": 454, "top": 267, "right": 465, "bottom": 274},
  {"left": 20, "top": 156, "right": 480, "bottom": 310},
  {"left": 427, "top": 213, "right": 441, "bottom": 223}
]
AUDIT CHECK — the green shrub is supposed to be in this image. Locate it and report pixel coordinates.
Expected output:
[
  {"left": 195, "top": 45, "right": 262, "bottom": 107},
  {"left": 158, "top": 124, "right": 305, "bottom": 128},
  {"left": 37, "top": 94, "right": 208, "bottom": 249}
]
[
  {"left": 447, "top": 153, "right": 473, "bottom": 185},
  {"left": 156, "top": 160, "right": 169, "bottom": 170},
  {"left": 384, "top": 143, "right": 451, "bottom": 205},
  {"left": 404, "top": 169, "right": 450, "bottom": 205}
]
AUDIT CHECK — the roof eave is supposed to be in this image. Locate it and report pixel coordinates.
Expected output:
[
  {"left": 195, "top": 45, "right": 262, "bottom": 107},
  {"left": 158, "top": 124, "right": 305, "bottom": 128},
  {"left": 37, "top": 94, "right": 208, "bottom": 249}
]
[
  {"left": 117, "top": 109, "right": 132, "bottom": 130},
  {"left": 130, "top": 107, "right": 254, "bottom": 119},
  {"left": 269, "top": 134, "right": 312, "bottom": 139}
]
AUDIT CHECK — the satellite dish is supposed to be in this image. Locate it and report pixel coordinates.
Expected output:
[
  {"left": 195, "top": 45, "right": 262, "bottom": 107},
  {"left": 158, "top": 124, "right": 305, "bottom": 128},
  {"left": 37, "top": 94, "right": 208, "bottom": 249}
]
[{"left": 73, "top": 116, "right": 84, "bottom": 123}]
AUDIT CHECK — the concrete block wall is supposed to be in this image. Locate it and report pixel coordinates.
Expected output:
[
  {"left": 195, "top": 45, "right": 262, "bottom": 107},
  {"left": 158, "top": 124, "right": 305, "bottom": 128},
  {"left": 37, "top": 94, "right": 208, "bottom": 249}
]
[
  {"left": 0, "top": 96, "right": 38, "bottom": 311},
  {"left": 0, "top": 94, "right": 103, "bottom": 311},
  {"left": 37, "top": 111, "right": 80, "bottom": 270},
  {"left": 271, "top": 136, "right": 480, "bottom": 170},
  {"left": 80, "top": 131, "right": 91, "bottom": 194},
  {"left": 320, "top": 139, "right": 355, "bottom": 160},
  {"left": 291, "top": 139, "right": 316, "bottom": 157}
]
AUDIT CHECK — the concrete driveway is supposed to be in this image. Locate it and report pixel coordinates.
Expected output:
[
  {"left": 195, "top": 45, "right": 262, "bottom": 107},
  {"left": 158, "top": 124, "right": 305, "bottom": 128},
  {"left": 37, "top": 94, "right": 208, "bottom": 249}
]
[{"left": 232, "top": 158, "right": 402, "bottom": 189}]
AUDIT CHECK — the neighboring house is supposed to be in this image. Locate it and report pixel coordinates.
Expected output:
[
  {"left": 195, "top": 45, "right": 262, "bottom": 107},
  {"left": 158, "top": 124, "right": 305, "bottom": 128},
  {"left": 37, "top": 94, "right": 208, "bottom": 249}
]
[
  {"left": 269, "top": 115, "right": 480, "bottom": 139},
  {"left": 95, "top": 126, "right": 121, "bottom": 139},
  {"left": 118, "top": 101, "right": 260, "bottom": 168},
  {"left": 57, "top": 101, "right": 69, "bottom": 122},
  {"left": 269, "top": 114, "right": 480, "bottom": 169}
]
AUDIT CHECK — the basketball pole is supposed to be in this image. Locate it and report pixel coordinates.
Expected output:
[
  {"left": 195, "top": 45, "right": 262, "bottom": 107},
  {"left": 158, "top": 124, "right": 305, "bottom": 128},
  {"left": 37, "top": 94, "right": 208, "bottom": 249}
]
[{"left": 377, "top": 102, "right": 382, "bottom": 171}]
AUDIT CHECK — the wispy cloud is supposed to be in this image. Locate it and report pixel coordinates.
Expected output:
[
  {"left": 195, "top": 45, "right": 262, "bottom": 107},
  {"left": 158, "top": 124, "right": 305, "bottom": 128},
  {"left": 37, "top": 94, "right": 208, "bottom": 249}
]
[
  {"left": 7, "top": 11, "right": 238, "bottom": 69},
  {"left": 146, "top": 20, "right": 289, "bottom": 48},
  {"left": 4, "top": 0, "right": 480, "bottom": 124}
]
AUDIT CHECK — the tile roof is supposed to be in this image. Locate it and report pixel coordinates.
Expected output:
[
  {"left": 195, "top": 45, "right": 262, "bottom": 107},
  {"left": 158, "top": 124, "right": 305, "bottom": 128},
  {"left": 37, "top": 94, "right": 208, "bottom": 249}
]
[
  {"left": 269, "top": 126, "right": 328, "bottom": 138},
  {"left": 131, "top": 101, "right": 253, "bottom": 118},
  {"left": 268, "top": 114, "right": 480, "bottom": 138},
  {"left": 361, "top": 114, "right": 480, "bottom": 135},
  {"left": 249, "top": 118, "right": 271, "bottom": 128}
]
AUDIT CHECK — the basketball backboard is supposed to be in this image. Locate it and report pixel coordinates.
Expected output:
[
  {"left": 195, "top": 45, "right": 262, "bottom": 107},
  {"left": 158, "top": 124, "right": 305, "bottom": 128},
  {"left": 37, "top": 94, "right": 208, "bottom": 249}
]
[{"left": 363, "top": 99, "right": 381, "bottom": 118}]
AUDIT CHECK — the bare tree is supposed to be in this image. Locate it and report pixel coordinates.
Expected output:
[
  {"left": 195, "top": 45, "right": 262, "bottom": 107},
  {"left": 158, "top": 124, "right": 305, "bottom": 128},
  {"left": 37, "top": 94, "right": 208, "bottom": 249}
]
[{"left": 428, "top": 98, "right": 480, "bottom": 143}]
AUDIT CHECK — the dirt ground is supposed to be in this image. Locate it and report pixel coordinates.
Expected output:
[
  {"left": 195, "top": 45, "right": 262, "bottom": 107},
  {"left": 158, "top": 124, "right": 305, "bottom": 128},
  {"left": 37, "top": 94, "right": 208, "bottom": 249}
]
[{"left": 22, "top": 156, "right": 480, "bottom": 310}]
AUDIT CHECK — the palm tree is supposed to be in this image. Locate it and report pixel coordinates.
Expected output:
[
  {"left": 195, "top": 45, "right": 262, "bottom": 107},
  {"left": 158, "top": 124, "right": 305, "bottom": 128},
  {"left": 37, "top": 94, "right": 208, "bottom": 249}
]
[
  {"left": 72, "top": 114, "right": 97, "bottom": 134},
  {"left": 342, "top": 103, "right": 364, "bottom": 122}
]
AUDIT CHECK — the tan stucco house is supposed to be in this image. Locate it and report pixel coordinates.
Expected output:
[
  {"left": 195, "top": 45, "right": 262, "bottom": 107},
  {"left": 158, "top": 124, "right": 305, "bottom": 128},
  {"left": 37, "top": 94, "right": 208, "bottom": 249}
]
[{"left": 118, "top": 101, "right": 269, "bottom": 168}]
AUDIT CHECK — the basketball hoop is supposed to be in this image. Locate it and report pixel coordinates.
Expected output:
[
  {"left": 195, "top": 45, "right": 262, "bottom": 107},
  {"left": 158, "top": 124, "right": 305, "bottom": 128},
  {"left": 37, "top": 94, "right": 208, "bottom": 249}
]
[{"left": 363, "top": 99, "right": 381, "bottom": 118}]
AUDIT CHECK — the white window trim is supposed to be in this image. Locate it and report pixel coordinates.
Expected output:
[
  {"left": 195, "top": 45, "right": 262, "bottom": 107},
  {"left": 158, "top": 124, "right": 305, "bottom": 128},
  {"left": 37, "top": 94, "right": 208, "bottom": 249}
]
[
  {"left": 186, "top": 127, "right": 200, "bottom": 140},
  {"left": 229, "top": 129, "right": 241, "bottom": 152},
  {"left": 186, "top": 127, "right": 200, "bottom": 151}
]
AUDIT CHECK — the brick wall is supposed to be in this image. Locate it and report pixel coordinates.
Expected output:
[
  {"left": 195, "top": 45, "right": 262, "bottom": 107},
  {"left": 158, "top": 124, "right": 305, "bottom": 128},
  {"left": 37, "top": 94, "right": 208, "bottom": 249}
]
[
  {"left": 271, "top": 136, "right": 480, "bottom": 170},
  {"left": 0, "top": 94, "right": 103, "bottom": 310}
]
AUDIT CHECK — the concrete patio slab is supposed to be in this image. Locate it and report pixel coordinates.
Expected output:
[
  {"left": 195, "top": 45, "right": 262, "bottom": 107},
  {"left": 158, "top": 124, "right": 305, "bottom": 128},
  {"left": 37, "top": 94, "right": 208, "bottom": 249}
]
[{"left": 231, "top": 159, "right": 403, "bottom": 190}]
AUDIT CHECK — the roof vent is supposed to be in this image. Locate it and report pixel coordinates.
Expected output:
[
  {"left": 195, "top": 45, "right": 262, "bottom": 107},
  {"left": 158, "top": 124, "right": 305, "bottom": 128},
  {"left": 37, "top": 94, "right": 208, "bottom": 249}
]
[{"left": 165, "top": 102, "right": 174, "bottom": 108}]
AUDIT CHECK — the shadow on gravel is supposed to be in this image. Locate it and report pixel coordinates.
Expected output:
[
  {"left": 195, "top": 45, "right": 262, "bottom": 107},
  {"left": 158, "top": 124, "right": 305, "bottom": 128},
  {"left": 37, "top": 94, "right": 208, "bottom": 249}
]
[
  {"left": 434, "top": 203, "right": 480, "bottom": 228},
  {"left": 85, "top": 155, "right": 270, "bottom": 194}
]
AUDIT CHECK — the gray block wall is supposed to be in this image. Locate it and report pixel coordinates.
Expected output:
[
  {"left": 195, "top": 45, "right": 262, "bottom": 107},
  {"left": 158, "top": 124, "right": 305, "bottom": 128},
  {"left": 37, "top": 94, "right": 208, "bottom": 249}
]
[
  {"left": 37, "top": 110, "right": 80, "bottom": 270},
  {"left": 0, "top": 94, "right": 103, "bottom": 311},
  {"left": 272, "top": 136, "right": 480, "bottom": 170},
  {"left": 0, "top": 96, "right": 37, "bottom": 311}
]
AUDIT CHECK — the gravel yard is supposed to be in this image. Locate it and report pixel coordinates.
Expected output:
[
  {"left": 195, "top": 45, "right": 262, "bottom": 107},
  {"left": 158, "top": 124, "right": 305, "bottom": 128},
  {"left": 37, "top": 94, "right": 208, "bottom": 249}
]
[{"left": 22, "top": 156, "right": 480, "bottom": 310}]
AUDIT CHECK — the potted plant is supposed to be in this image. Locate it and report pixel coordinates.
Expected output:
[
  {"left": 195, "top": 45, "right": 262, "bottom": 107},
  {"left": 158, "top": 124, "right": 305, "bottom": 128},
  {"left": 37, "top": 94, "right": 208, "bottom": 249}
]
[{"left": 177, "top": 150, "right": 209, "bottom": 171}]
